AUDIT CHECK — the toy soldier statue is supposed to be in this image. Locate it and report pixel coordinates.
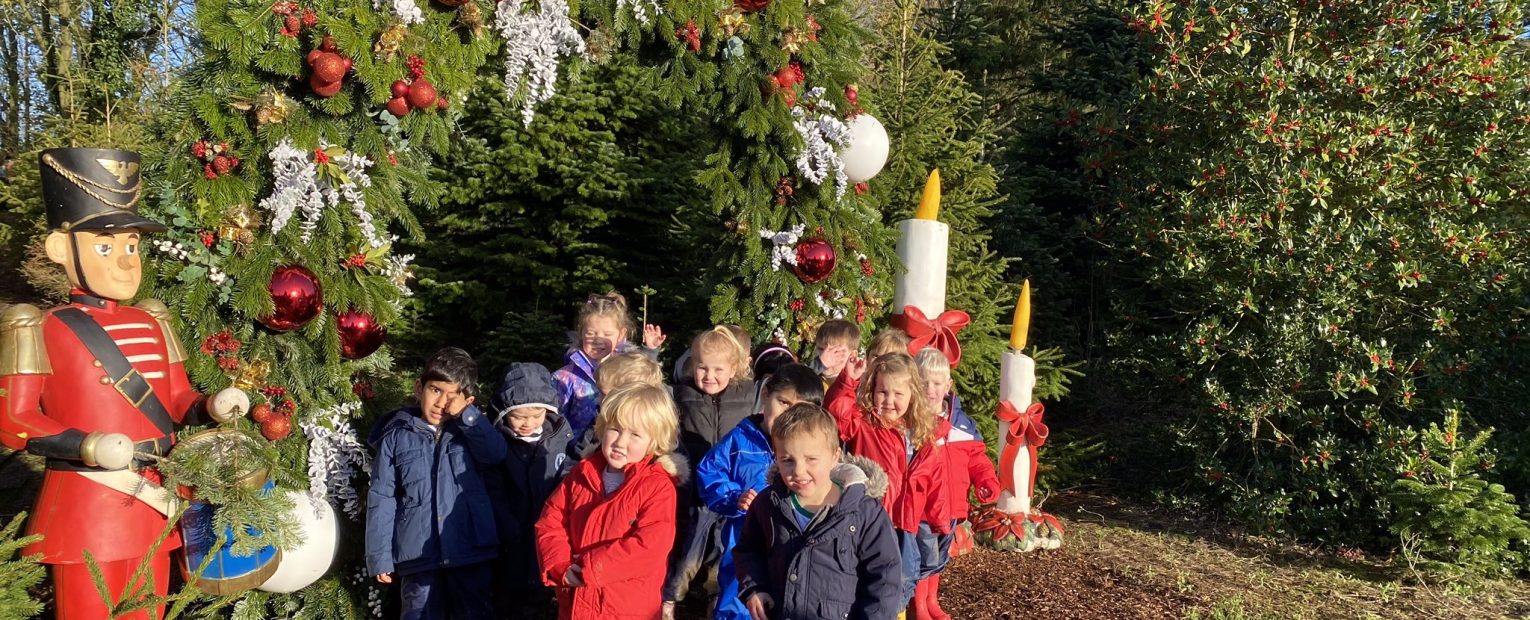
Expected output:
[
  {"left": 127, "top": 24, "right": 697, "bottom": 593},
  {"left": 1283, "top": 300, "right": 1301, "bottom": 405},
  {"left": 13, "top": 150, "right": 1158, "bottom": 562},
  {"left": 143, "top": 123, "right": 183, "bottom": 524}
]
[{"left": 0, "top": 148, "right": 249, "bottom": 619}]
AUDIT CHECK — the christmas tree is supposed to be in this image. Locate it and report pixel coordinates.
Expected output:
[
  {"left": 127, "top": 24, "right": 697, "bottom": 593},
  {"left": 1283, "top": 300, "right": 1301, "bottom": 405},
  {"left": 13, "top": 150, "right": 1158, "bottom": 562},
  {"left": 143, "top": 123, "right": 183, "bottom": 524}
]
[
  {"left": 138, "top": 0, "right": 506, "bottom": 613},
  {"left": 644, "top": 0, "right": 898, "bottom": 346}
]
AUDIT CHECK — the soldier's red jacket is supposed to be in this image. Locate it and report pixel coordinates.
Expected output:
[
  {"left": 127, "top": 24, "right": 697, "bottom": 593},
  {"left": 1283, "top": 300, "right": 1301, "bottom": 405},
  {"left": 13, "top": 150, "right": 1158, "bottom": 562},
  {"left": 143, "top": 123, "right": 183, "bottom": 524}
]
[{"left": 0, "top": 292, "right": 202, "bottom": 564}]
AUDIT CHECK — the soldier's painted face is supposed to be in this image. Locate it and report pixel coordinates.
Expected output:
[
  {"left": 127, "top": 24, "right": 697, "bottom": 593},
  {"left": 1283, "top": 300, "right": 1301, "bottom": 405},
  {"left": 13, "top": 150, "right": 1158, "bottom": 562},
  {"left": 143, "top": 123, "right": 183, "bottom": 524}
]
[{"left": 45, "top": 230, "right": 142, "bottom": 301}]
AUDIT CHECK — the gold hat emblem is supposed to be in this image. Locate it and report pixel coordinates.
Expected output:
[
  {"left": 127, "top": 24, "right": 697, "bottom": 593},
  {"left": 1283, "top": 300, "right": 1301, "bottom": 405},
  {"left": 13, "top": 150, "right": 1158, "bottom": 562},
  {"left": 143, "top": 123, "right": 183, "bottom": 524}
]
[{"left": 95, "top": 158, "right": 139, "bottom": 186}]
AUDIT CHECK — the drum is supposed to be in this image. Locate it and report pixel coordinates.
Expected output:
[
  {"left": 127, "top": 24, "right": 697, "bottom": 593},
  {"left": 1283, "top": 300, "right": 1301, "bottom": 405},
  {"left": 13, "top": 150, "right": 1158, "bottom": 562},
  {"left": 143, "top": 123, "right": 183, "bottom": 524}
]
[{"left": 172, "top": 428, "right": 281, "bottom": 595}]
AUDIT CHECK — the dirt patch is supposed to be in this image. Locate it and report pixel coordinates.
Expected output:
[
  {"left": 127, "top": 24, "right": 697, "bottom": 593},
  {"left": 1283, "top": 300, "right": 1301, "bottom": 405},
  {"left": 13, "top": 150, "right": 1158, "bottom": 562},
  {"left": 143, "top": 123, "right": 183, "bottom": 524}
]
[{"left": 938, "top": 546, "right": 1200, "bottom": 619}]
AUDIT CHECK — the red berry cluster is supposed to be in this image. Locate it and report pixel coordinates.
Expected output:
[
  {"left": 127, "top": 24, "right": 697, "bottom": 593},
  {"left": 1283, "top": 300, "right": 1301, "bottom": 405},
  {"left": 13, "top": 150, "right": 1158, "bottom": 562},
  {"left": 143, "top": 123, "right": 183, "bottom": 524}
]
[
  {"left": 199, "top": 330, "right": 242, "bottom": 371},
  {"left": 271, "top": 2, "right": 317, "bottom": 38},
  {"left": 387, "top": 55, "right": 444, "bottom": 117},
  {"left": 192, "top": 140, "right": 241, "bottom": 180},
  {"left": 677, "top": 20, "right": 701, "bottom": 53},
  {"left": 306, "top": 36, "right": 352, "bottom": 98},
  {"left": 255, "top": 386, "right": 298, "bottom": 441},
  {"left": 771, "top": 61, "right": 806, "bottom": 107},
  {"left": 343, "top": 253, "right": 369, "bottom": 269}
]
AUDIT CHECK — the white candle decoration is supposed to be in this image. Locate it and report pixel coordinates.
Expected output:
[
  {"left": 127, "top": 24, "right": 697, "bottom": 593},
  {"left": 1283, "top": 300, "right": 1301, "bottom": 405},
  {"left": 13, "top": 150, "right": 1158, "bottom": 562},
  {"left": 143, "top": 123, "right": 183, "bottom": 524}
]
[
  {"left": 998, "top": 349, "right": 1037, "bottom": 515},
  {"left": 893, "top": 218, "right": 949, "bottom": 319}
]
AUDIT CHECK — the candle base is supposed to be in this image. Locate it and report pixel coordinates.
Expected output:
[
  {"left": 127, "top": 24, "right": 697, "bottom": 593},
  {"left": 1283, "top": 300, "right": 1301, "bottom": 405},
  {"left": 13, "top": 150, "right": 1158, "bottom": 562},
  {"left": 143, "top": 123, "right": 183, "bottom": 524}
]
[{"left": 971, "top": 505, "right": 1065, "bottom": 553}]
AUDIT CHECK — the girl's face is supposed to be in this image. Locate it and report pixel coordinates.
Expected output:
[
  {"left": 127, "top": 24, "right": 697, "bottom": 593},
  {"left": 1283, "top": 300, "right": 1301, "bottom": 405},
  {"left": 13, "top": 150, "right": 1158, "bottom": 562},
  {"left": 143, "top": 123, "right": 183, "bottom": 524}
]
[
  {"left": 581, "top": 315, "right": 625, "bottom": 362},
  {"left": 693, "top": 349, "right": 737, "bottom": 395},
  {"left": 600, "top": 423, "right": 653, "bottom": 471},
  {"left": 924, "top": 372, "right": 951, "bottom": 415},
  {"left": 760, "top": 387, "right": 803, "bottom": 432},
  {"left": 872, "top": 372, "right": 913, "bottom": 424},
  {"left": 776, "top": 430, "right": 841, "bottom": 504}
]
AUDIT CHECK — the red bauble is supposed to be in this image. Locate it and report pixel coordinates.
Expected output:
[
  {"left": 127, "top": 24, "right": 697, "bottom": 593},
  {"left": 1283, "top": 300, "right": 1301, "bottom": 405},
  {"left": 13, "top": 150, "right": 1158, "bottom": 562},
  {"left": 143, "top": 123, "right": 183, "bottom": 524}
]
[
  {"left": 261, "top": 415, "right": 293, "bottom": 441},
  {"left": 312, "top": 52, "right": 346, "bottom": 83},
  {"left": 793, "top": 239, "right": 836, "bottom": 284},
  {"left": 336, "top": 307, "right": 387, "bottom": 360},
  {"left": 386, "top": 96, "right": 411, "bottom": 117},
  {"left": 735, "top": 0, "right": 770, "bottom": 11},
  {"left": 309, "top": 74, "right": 343, "bottom": 97},
  {"left": 406, "top": 78, "right": 437, "bottom": 110},
  {"left": 391, "top": 80, "right": 411, "bottom": 98},
  {"left": 251, "top": 403, "right": 274, "bottom": 424},
  {"left": 306, "top": 49, "right": 324, "bottom": 66},
  {"left": 260, "top": 265, "right": 324, "bottom": 331}
]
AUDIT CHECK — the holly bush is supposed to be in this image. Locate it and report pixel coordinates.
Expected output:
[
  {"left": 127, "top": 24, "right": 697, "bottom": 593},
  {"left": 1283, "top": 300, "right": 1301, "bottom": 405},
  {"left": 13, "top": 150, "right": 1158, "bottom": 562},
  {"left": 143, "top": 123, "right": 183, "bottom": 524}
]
[{"left": 1078, "top": 0, "right": 1530, "bottom": 554}]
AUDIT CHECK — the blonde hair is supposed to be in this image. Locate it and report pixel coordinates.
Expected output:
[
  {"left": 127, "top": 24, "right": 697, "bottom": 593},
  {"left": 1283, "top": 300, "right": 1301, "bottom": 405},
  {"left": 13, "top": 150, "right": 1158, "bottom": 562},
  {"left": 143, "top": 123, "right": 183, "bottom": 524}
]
[
  {"left": 685, "top": 325, "right": 753, "bottom": 382},
  {"left": 770, "top": 403, "right": 841, "bottom": 452},
  {"left": 913, "top": 347, "right": 951, "bottom": 381},
  {"left": 856, "top": 352, "right": 937, "bottom": 448},
  {"left": 576, "top": 291, "right": 635, "bottom": 340},
  {"left": 596, "top": 352, "right": 664, "bottom": 393},
  {"left": 867, "top": 328, "right": 912, "bottom": 359},
  {"left": 595, "top": 383, "right": 679, "bottom": 457},
  {"left": 814, "top": 319, "right": 861, "bottom": 349}
]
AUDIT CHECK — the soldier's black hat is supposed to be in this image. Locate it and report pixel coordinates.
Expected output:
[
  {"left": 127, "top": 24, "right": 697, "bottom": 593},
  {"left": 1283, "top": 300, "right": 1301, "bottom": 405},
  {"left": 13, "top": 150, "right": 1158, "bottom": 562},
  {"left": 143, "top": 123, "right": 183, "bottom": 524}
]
[{"left": 39, "top": 148, "right": 166, "bottom": 232}]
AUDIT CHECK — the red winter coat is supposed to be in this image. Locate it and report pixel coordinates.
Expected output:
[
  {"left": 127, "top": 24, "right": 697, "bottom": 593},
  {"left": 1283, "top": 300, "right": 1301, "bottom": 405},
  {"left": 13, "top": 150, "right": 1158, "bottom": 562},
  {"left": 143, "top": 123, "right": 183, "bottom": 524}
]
[
  {"left": 826, "top": 372, "right": 950, "bottom": 534},
  {"left": 535, "top": 450, "right": 686, "bottom": 620},
  {"left": 941, "top": 393, "right": 1001, "bottom": 521}
]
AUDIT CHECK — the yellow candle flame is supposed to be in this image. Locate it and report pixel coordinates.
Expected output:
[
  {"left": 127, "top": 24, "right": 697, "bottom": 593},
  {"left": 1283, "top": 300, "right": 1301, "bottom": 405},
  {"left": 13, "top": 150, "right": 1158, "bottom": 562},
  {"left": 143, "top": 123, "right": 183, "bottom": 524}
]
[
  {"left": 1010, "top": 280, "right": 1031, "bottom": 351},
  {"left": 914, "top": 168, "right": 941, "bottom": 220}
]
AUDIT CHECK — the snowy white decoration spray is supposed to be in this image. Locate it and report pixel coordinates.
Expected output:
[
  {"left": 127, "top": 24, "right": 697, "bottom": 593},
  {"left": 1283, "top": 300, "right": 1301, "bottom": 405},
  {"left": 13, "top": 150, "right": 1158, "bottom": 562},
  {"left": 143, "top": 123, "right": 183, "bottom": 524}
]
[{"left": 495, "top": 0, "right": 585, "bottom": 126}]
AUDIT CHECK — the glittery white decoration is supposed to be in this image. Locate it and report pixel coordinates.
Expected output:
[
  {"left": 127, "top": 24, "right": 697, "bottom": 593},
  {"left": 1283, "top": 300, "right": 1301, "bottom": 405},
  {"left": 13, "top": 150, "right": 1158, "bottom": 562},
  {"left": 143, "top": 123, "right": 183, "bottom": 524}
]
[
  {"left": 616, "top": 0, "right": 662, "bottom": 26},
  {"left": 759, "top": 223, "right": 806, "bottom": 270},
  {"left": 329, "top": 149, "right": 382, "bottom": 248},
  {"left": 814, "top": 289, "right": 847, "bottom": 318},
  {"left": 375, "top": 0, "right": 424, "bottom": 25},
  {"left": 495, "top": 0, "right": 585, "bottom": 126},
  {"left": 260, "top": 139, "right": 324, "bottom": 235},
  {"left": 791, "top": 87, "right": 852, "bottom": 199},
  {"left": 299, "top": 402, "right": 371, "bottom": 520}
]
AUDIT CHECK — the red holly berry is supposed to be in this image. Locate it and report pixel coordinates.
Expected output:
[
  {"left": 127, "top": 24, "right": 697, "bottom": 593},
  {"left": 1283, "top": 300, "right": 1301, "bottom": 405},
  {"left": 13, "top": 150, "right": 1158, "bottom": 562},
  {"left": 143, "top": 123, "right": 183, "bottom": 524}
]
[
  {"left": 284, "top": 15, "right": 302, "bottom": 35},
  {"left": 406, "top": 78, "right": 437, "bottom": 110},
  {"left": 387, "top": 151, "right": 399, "bottom": 166},
  {"left": 261, "top": 415, "right": 293, "bottom": 441},
  {"left": 251, "top": 403, "right": 274, "bottom": 424},
  {"left": 204, "top": 163, "right": 217, "bottom": 179},
  {"left": 191, "top": 140, "right": 209, "bottom": 160},
  {"left": 301, "top": 7, "right": 317, "bottom": 27},
  {"left": 854, "top": 182, "right": 869, "bottom": 195},
  {"left": 212, "top": 155, "right": 234, "bottom": 175},
  {"left": 200, "top": 231, "right": 217, "bottom": 248},
  {"left": 406, "top": 55, "right": 426, "bottom": 80},
  {"left": 859, "top": 257, "right": 874, "bottom": 276},
  {"left": 788, "top": 298, "right": 806, "bottom": 312},
  {"left": 386, "top": 96, "right": 411, "bottom": 118},
  {"left": 313, "top": 147, "right": 330, "bottom": 165}
]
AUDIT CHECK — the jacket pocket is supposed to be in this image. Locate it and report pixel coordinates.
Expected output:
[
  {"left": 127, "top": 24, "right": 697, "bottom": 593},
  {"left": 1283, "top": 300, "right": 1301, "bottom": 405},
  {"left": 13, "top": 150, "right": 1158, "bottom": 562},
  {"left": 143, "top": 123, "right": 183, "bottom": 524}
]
[
  {"left": 393, "top": 496, "right": 430, "bottom": 562},
  {"left": 817, "top": 599, "right": 852, "bottom": 620}
]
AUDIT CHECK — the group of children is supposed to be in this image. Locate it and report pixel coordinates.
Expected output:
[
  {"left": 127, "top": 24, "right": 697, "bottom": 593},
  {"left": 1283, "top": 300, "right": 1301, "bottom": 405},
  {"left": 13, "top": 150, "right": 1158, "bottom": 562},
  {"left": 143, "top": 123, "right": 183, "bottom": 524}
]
[{"left": 365, "top": 292, "right": 1001, "bottom": 620}]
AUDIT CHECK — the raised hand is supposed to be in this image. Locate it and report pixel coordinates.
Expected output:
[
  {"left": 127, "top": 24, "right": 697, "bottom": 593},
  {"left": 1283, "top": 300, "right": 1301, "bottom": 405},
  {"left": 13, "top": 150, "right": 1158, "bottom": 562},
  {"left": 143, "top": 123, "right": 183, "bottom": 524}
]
[{"left": 643, "top": 324, "right": 667, "bottom": 350}]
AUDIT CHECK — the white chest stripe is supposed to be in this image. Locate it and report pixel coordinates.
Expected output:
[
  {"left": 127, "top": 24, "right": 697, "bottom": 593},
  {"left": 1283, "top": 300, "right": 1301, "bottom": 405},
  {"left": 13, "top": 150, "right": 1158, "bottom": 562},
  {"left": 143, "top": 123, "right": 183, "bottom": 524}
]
[
  {"left": 126, "top": 354, "right": 164, "bottom": 363},
  {"left": 113, "top": 337, "right": 159, "bottom": 346},
  {"left": 101, "top": 323, "right": 153, "bottom": 332},
  {"left": 142, "top": 371, "right": 166, "bottom": 379}
]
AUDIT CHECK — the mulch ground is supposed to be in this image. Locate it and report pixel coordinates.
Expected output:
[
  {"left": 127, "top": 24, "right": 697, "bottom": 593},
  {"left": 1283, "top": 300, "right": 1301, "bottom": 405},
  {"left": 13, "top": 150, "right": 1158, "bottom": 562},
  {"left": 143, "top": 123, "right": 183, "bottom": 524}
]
[{"left": 934, "top": 546, "right": 1198, "bottom": 620}]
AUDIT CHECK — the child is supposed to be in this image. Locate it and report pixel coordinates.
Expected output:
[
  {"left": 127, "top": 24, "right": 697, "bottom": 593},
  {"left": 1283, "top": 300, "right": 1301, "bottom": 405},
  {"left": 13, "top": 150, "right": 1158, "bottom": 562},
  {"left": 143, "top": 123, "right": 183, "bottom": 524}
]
[
  {"left": 733, "top": 403, "right": 902, "bottom": 620},
  {"left": 695, "top": 364, "right": 825, "bottom": 620},
  {"left": 486, "top": 362, "right": 578, "bottom": 619},
  {"left": 553, "top": 292, "right": 666, "bottom": 440},
  {"left": 535, "top": 383, "right": 687, "bottom": 620},
  {"left": 808, "top": 319, "right": 861, "bottom": 389},
  {"left": 866, "top": 328, "right": 912, "bottom": 360},
  {"left": 827, "top": 352, "right": 950, "bottom": 615},
  {"left": 596, "top": 351, "right": 666, "bottom": 393},
  {"left": 664, "top": 326, "right": 757, "bottom": 615},
  {"left": 366, "top": 347, "right": 508, "bottom": 620},
  {"left": 912, "top": 348, "right": 999, "bottom": 620},
  {"left": 674, "top": 324, "right": 751, "bottom": 381}
]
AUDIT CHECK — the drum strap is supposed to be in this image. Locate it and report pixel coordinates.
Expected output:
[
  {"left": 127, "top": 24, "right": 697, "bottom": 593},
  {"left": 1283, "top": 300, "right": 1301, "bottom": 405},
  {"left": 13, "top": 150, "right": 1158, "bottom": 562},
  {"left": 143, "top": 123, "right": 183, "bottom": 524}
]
[{"left": 77, "top": 469, "right": 180, "bottom": 517}]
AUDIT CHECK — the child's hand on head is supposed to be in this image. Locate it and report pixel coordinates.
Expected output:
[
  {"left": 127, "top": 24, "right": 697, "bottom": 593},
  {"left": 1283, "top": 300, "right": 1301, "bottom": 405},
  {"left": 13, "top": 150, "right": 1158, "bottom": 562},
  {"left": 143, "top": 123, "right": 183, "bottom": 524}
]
[
  {"left": 445, "top": 394, "right": 476, "bottom": 418},
  {"left": 822, "top": 344, "right": 851, "bottom": 373},
  {"left": 746, "top": 592, "right": 774, "bottom": 620},
  {"left": 737, "top": 489, "right": 758, "bottom": 511},
  {"left": 845, "top": 355, "right": 868, "bottom": 381},
  {"left": 643, "top": 324, "right": 667, "bottom": 350}
]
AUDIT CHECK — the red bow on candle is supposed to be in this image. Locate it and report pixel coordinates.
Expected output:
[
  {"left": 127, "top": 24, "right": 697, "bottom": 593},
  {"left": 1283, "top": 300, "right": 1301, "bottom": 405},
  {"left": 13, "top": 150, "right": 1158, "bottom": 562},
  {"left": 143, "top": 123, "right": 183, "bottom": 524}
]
[
  {"left": 996, "top": 400, "right": 1047, "bottom": 501},
  {"left": 892, "top": 305, "right": 970, "bottom": 366}
]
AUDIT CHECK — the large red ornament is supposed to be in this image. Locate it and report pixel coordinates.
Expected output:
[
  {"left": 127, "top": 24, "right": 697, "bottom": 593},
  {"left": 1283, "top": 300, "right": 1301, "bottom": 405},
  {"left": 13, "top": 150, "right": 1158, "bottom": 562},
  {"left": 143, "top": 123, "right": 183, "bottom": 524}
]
[
  {"left": 260, "top": 265, "right": 324, "bottom": 331},
  {"left": 735, "top": 0, "right": 770, "bottom": 11},
  {"left": 336, "top": 307, "right": 387, "bottom": 359},
  {"left": 793, "top": 239, "right": 836, "bottom": 284}
]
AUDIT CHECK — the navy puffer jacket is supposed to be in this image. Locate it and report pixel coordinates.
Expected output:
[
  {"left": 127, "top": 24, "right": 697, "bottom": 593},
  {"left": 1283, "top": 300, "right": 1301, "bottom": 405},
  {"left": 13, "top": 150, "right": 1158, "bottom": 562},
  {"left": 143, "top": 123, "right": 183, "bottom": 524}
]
[
  {"left": 364, "top": 405, "right": 508, "bottom": 577},
  {"left": 734, "top": 456, "right": 902, "bottom": 620}
]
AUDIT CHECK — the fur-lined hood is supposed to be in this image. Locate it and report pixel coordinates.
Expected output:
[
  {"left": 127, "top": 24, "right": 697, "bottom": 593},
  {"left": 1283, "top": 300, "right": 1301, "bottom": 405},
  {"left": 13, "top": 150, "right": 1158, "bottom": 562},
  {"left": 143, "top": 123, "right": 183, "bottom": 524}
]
[
  {"left": 577, "top": 439, "right": 690, "bottom": 487},
  {"left": 767, "top": 453, "right": 889, "bottom": 499}
]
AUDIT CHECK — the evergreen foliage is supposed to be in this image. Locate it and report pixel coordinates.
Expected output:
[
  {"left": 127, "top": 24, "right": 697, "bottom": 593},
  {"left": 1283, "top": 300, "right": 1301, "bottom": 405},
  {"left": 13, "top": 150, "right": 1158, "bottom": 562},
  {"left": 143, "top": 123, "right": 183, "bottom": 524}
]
[
  {"left": 0, "top": 513, "right": 44, "bottom": 619},
  {"left": 1073, "top": 0, "right": 1530, "bottom": 547}
]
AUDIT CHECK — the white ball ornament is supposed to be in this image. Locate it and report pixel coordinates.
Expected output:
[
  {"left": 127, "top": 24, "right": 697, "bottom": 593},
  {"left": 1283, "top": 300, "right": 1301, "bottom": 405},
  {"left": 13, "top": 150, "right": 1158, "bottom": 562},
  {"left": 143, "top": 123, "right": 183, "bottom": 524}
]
[
  {"left": 838, "top": 113, "right": 890, "bottom": 183},
  {"left": 258, "top": 491, "right": 339, "bottom": 593}
]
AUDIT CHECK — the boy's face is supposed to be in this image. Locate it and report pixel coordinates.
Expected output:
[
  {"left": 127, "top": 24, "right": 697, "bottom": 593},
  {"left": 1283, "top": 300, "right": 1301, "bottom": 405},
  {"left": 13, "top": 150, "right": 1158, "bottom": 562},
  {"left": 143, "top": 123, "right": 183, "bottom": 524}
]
[
  {"left": 581, "top": 316, "right": 625, "bottom": 362},
  {"left": 600, "top": 423, "right": 653, "bottom": 471},
  {"left": 417, "top": 380, "right": 472, "bottom": 426},
  {"left": 815, "top": 338, "right": 852, "bottom": 375},
  {"left": 506, "top": 406, "right": 547, "bottom": 437},
  {"left": 776, "top": 429, "right": 840, "bottom": 503},
  {"left": 760, "top": 387, "right": 803, "bottom": 432},
  {"left": 693, "top": 349, "right": 736, "bottom": 395},
  {"left": 872, "top": 373, "right": 912, "bottom": 424},
  {"left": 924, "top": 372, "right": 951, "bottom": 415}
]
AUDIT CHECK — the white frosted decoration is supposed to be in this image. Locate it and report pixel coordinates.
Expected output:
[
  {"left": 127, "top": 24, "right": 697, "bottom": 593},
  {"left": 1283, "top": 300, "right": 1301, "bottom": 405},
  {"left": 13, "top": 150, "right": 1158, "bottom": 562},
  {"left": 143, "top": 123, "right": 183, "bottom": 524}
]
[
  {"left": 496, "top": 0, "right": 585, "bottom": 127},
  {"left": 998, "top": 351, "right": 1037, "bottom": 515},
  {"left": 838, "top": 114, "right": 890, "bottom": 183},
  {"left": 893, "top": 219, "right": 949, "bottom": 319},
  {"left": 258, "top": 490, "right": 339, "bottom": 593}
]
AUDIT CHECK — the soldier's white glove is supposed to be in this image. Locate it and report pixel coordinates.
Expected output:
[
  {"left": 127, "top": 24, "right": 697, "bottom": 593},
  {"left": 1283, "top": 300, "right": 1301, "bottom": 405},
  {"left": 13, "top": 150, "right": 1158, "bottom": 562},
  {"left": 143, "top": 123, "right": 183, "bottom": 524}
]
[
  {"left": 84, "top": 432, "right": 134, "bottom": 470},
  {"left": 208, "top": 387, "right": 251, "bottom": 423}
]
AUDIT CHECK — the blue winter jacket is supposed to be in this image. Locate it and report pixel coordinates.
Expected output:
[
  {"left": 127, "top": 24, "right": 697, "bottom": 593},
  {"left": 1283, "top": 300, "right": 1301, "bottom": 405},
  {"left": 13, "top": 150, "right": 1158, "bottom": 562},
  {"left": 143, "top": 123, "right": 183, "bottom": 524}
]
[
  {"left": 364, "top": 405, "right": 508, "bottom": 577},
  {"left": 484, "top": 411, "right": 577, "bottom": 587},
  {"left": 696, "top": 415, "right": 774, "bottom": 620},
  {"left": 734, "top": 456, "right": 902, "bottom": 620}
]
